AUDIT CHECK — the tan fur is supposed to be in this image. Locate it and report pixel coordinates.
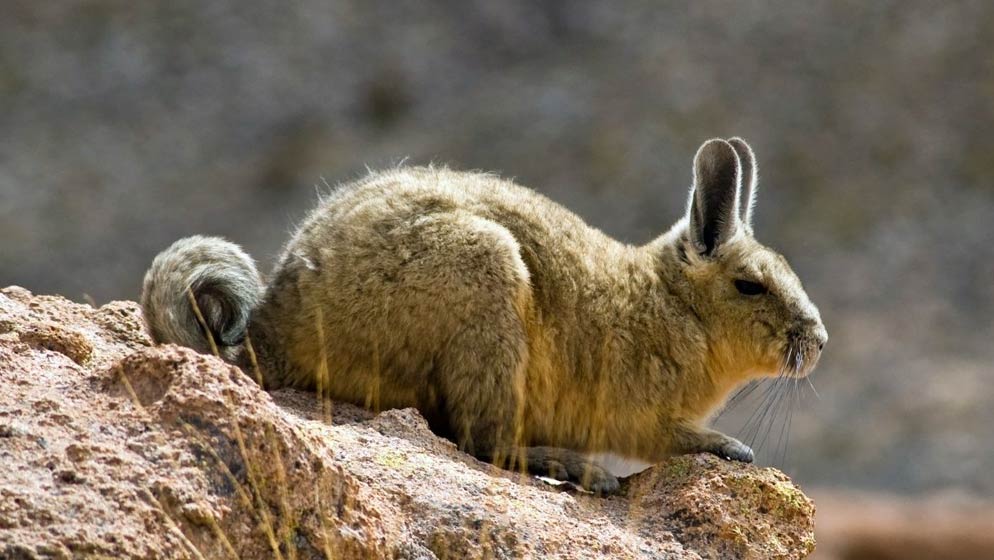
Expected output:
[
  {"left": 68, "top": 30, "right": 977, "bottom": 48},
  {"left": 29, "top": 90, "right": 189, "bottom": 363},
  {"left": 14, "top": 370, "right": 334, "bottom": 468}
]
[{"left": 142, "top": 138, "right": 827, "bottom": 493}]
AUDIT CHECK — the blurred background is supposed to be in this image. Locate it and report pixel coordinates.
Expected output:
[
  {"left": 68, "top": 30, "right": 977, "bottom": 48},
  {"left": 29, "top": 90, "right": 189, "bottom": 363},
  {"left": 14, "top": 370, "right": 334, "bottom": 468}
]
[{"left": 2, "top": 1, "right": 992, "bottom": 557}]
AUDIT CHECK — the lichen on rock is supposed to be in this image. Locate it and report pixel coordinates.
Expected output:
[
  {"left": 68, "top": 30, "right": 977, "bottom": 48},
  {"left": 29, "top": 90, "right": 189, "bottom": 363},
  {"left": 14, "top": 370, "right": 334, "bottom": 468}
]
[{"left": 0, "top": 286, "right": 816, "bottom": 559}]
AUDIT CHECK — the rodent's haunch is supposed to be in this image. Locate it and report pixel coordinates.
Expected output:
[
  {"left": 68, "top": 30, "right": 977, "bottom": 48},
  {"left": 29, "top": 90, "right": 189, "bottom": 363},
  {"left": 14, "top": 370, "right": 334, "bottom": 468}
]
[{"left": 142, "top": 138, "right": 827, "bottom": 493}]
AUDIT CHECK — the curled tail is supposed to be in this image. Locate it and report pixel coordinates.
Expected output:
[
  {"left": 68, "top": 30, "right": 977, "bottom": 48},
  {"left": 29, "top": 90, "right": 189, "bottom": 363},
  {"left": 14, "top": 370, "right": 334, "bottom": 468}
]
[{"left": 141, "top": 235, "right": 263, "bottom": 362}]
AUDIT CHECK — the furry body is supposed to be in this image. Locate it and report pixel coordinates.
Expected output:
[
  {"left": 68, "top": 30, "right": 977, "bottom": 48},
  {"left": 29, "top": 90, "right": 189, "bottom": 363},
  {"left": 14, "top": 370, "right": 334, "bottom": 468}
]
[{"left": 142, "top": 139, "right": 827, "bottom": 492}]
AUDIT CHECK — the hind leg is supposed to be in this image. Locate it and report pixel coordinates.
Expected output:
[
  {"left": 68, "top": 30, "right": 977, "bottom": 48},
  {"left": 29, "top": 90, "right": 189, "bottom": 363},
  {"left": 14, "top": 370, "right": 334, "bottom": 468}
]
[
  {"left": 428, "top": 218, "right": 618, "bottom": 493},
  {"left": 438, "top": 313, "right": 528, "bottom": 460},
  {"left": 371, "top": 211, "right": 617, "bottom": 493},
  {"left": 440, "top": 313, "right": 619, "bottom": 494}
]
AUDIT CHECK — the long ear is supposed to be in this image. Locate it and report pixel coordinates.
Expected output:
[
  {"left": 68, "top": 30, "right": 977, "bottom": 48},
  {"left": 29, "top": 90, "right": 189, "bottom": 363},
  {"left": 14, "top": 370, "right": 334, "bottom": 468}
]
[
  {"left": 687, "top": 139, "right": 742, "bottom": 256},
  {"left": 728, "top": 137, "right": 758, "bottom": 228}
]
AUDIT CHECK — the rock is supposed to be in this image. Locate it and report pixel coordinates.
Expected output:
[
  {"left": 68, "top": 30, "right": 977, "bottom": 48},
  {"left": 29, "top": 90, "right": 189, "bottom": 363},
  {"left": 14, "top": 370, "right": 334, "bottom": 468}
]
[
  {"left": 0, "top": 286, "right": 815, "bottom": 559},
  {"left": 624, "top": 455, "right": 816, "bottom": 559}
]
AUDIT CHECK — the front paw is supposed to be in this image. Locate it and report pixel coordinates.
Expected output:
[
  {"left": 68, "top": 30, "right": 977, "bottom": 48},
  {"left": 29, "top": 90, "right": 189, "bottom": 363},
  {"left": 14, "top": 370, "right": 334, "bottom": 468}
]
[{"left": 712, "top": 436, "right": 754, "bottom": 463}]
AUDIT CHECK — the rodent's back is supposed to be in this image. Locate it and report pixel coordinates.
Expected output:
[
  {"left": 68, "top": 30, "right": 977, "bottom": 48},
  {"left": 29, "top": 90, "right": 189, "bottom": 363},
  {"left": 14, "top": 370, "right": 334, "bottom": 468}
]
[
  {"left": 302, "top": 166, "right": 620, "bottom": 258},
  {"left": 331, "top": 167, "right": 643, "bottom": 311}
]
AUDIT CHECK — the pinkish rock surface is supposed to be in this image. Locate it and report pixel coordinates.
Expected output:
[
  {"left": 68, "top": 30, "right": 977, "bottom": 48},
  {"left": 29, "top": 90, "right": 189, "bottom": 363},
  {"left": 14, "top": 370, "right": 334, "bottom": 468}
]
[{"left": 0, "top": 286, "right": 815, "bottom": 559}]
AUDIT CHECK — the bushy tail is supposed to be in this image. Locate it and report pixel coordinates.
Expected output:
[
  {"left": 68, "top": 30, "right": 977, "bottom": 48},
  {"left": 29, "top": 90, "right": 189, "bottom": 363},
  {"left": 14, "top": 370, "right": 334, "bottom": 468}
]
[{"left": 141, "top": 235, "right": 263, "bottom": 361}]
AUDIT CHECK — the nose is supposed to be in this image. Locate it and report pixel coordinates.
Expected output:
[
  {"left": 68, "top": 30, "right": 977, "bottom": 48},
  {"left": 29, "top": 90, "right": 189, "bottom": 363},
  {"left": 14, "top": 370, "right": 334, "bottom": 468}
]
[
  {"left": 815, "top": 325, "right": 828, "bottom": 352},
  {"left": 798, "top": 316, "right": 828, "bottom": 353}
]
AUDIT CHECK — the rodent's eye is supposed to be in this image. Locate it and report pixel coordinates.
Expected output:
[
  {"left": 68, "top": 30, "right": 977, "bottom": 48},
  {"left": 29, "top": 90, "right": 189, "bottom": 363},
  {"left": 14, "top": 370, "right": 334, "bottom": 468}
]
[{"left": 734, "top": 279, "right": 767, "bottom": 296}]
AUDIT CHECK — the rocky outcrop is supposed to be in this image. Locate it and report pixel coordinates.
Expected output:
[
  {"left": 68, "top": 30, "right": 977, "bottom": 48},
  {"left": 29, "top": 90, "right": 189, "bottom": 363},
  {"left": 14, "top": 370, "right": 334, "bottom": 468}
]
[{"left": 0, "top": 286, "right": 815, "bottom": 559}]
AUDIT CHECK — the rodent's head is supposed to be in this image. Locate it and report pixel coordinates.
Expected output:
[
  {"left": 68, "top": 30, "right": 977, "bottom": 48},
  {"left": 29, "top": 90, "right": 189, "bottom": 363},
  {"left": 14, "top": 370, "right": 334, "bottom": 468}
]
[{"left": 676, "top": 138, "right": 827, "bottom": 381}]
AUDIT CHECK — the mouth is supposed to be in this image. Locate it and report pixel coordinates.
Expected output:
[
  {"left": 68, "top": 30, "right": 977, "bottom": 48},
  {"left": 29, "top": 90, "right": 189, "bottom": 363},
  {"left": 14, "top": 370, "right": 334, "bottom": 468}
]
[{"left": 782, "top": 337, "right": 822, "bottom": 379}]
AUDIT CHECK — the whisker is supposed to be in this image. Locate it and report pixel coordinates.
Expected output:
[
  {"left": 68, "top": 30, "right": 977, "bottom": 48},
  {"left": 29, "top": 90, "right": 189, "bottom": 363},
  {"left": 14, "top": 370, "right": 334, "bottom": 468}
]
[
  {"left": 716, "top": 379, "right": 762, "bottom": 420},
  {"left": 727, "top": 379, "right": 762, "bottom": 407},
  {"left": 740, "top": 354, "right": 789, "bottom": 449},
  {"left": 729, "top": 343, "right": 793, "bottom": 420},
  {"left": 739, "top": 374, "right": 781, "bottom": 444},
  {"left": 755, "top": 369, "right": 789, "bottom": 455},
  {"left": 734, "top": 341, "right": 804, "bottom": 464},
  {"left": 775, "top": 379, "right": 797, "bottom": 467}
]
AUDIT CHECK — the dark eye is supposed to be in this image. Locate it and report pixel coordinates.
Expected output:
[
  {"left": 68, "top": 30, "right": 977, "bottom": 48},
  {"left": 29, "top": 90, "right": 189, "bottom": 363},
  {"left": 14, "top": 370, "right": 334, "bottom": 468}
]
[{"left": 734, "top": 279, "right": 767, "bottom": 296}]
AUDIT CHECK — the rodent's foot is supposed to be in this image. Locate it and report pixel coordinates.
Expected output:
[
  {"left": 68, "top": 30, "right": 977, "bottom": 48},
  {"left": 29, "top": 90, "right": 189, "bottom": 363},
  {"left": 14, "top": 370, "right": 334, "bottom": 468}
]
[
  {"left": 673, "top": 424, "right": 755, "bottom": 463},
  {"left": 529, "top": 449, "right": 620, "bottom": 494},
  {"left": 575, "top": 463, "right": 620, "bottom": 495},
  {"left": 713, "top": 437, "right": 754, "bottom": 463}
]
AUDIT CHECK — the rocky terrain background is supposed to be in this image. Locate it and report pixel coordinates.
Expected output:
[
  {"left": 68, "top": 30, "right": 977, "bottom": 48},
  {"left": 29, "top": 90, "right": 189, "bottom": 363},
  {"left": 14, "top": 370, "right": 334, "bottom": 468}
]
[{"left": 1, "top": 1, "right": 993, "bottom": 555}]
